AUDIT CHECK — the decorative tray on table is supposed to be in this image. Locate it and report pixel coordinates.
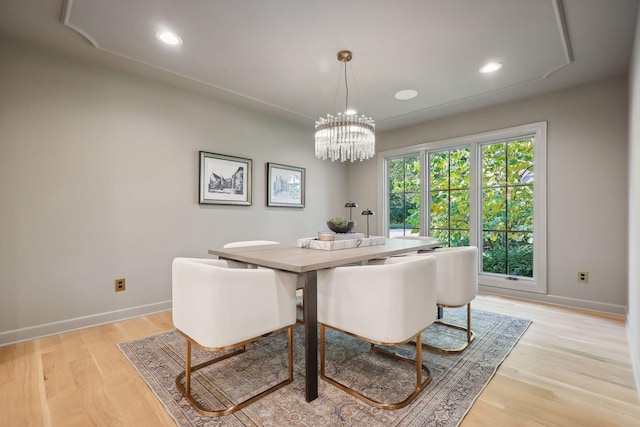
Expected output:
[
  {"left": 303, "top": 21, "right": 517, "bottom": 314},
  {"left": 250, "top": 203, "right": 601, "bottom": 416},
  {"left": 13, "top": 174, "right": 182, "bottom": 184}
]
[{"left": 297, "top": 234, "right": 386, "bottom": 251}]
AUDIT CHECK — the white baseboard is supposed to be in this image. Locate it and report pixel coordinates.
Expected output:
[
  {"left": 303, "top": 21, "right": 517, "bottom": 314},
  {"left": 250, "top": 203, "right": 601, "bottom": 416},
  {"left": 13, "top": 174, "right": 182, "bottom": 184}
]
[
  {"left": 478, "top": 285, "right": 627, "bottom": 316},
  {"left": 0, "top": 300, "right": 172, "bottom": 347}
]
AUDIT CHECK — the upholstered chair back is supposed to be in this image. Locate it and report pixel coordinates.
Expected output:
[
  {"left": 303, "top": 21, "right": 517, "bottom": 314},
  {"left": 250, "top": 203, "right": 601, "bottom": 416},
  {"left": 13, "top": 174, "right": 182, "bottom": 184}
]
[
  {"left": 172, "top": 257, "right": 297, "bottom": 348},
  {"left": 221, "top": 240, "right": 280, "bottom": 269},
  {"left": 391, "top": 235, "right": 440, "bottom": 244},
  {"left": 318, "top": 255, "right": 437, "bottom": 344},
  {"left": 431, "top": 246, "right": 478, "bottom": 307},
  {"left": 222, "top": 240, "right": 279, "bottom": 248},
  {"left": 221, "top": 240, "right": 305, "bottom": 290}
]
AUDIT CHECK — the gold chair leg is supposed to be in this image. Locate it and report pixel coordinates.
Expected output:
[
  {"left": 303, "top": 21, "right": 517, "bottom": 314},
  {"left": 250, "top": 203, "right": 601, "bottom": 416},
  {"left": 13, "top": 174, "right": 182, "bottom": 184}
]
[
  {"left": 320, "top": 324, "right": 432, "bottom": 410},
  {"left": 422, "top": 303, "right": 475, "bottom": 354},
  {"left": 175, "top": 326, "right": 294, "bottom": 417}
]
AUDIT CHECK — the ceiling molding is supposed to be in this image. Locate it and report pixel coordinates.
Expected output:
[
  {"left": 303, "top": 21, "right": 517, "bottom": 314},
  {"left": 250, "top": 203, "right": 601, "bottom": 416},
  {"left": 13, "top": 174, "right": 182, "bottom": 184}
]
[
  {"left": 545, "top": 0, "right": 574, "bottom": 78},
  {"left": 61, "top": 0, "right": 99, "bottom": 48},
  {"left": 378, "top": 0, "right": 576, "bottom": 127},
  {"left": 61, "top": 0, "right": 312, "bottom": 122},
  {"left": 41, "top": 0, "right": 634, "bottom": 131}
]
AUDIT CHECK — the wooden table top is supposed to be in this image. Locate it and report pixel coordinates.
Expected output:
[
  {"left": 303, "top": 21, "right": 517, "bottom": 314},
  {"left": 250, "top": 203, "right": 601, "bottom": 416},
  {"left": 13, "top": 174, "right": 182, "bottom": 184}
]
[{"left": 208, "top": 238, "right": 440, "bottom": 273}]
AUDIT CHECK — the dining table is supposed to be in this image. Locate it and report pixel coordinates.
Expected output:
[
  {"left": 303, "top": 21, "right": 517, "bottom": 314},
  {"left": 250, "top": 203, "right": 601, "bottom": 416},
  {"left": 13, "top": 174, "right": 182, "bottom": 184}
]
[{"left": 208, "top": 237, "right": 441, "bottom": 402}]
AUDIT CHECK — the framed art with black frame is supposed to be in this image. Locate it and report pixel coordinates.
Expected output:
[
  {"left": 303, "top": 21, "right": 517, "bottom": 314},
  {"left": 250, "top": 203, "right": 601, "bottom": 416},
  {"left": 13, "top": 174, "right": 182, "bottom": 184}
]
[
  {"left": 266, "top": 163, "right": 305, "bottom": 208},
  {"left": 199, "top": 151, "right": 252, "bottom": 205}
]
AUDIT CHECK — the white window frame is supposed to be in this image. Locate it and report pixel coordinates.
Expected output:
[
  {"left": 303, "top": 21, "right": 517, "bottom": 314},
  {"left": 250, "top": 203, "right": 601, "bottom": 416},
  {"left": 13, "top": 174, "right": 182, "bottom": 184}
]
[{"left": 378, "top": 122, "right": 547, "bottom": 294}]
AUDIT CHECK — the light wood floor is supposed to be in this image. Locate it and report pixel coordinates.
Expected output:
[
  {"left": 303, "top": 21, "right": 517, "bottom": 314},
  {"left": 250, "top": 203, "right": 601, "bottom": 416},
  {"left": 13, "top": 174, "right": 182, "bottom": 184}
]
[{"left": 1, "top": 294, "right": 639, "bottom": 426}]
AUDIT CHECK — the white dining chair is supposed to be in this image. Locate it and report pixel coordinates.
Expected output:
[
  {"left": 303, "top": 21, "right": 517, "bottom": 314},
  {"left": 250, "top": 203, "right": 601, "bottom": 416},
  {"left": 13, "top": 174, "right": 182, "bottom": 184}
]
[
  {"left": 425, "top": 246, "right": 478, "bottom": 353},
  {"left": 223, "top": 240, "right": 306, "bottom": 320},
  {"left": 391, "top": 234, "right": 441, "bottom": 253},
  {"left": 363, "top": 235, "right": 439, "bottom": 264},
  {"left": 172, "top": 257, "right": 297, "bottom": 416},
  {"left": 317, "top": 256, "right": 438, "bottom": 409},
  {"left": 222, "top": 240, "right": 280, "bottom": 248},
  {"left": 222, "top": 240, "right": 280, "bottom": 268},
  {"left": 371, "top": 242, "right": 479, "bottom": 353}
]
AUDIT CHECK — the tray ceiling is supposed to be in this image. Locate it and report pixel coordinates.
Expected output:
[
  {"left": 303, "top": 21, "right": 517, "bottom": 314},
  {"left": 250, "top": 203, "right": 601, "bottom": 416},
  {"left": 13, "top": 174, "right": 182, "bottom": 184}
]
[{"left": 0, "top": 0, "right": 638, "bottom": 130}]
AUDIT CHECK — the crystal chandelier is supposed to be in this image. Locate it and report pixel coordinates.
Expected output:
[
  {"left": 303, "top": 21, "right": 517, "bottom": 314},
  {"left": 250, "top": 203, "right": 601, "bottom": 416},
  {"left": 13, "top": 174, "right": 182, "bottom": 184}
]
[{"left": 315, "top": 50, "right": 375, "bottom": 162}]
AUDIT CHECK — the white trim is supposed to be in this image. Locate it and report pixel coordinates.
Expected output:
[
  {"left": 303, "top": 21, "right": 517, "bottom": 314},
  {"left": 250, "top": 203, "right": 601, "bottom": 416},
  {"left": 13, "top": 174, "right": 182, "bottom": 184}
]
[
  {"left": 419, "top": 152, "right": 427, "bottom": 235},
  {"left": 61, "top": 0, "right": 310, "bottom": 122},
  {"left": 480, "top": 287, "right": 626, "bottom": 316},
  {"left": 378, "top": 122, "right": 546, "bottom": 154},
  {"left": 475, "top": 122, "right": 547, "bottom": 293},
  {"left": 61, "top": 0, "right": 100, "bottom": 48},
  {"left": 550, "top": 0, "right": 574, "bottom": 68},
  {"left": 376, "top": 0, "right": 574, "bottom": 127},
  {"left": 0, "top": 300, "right": 172, "bottom": 347},
  {"left": 379, "top": 151, "right": 422, "bottom": 236},
  {"left": 377, "top": 154, "right": 385, "bottom": 234}
]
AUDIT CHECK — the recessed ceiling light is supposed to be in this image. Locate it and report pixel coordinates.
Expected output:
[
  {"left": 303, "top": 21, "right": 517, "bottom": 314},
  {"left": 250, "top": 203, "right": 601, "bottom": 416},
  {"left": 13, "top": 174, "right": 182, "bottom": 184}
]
[
  {"left": 156, "top": 31, "right": 182, "bottom": 46},
  {"left": 479, "top": 62, "right": 502, "bottom": 73},
  {"left": 395, "top": 89, "right": 418, "bottom": 100}
]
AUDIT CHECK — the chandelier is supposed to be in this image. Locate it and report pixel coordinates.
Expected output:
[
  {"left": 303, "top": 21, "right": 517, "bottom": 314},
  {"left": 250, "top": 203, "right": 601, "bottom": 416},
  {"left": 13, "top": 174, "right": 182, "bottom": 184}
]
[{"left": 315, "top": 50, "right": 375, "bottom": 162}]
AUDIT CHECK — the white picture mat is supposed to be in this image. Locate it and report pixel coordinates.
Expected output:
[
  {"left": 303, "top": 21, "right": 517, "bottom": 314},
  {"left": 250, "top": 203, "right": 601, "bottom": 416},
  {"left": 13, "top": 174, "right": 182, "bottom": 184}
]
[{"left": 203, "top": 157, "right": 247, "bottom": 201}]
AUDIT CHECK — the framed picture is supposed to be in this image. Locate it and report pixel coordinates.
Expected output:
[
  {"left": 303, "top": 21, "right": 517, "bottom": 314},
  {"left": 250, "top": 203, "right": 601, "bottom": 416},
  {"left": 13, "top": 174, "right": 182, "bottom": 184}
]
[
  {"left": 267, "top": 163, "right": 305, "bottom": 208},
  {"left": 199, "top": 151, "right": 252, "bottom": 205}
]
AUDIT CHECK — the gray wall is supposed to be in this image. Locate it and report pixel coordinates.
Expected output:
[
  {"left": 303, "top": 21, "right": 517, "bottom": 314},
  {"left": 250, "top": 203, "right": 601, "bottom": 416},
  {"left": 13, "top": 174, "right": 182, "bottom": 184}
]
[
  {"left": 628, "top": 6, "right": 640, "bottom": 399},
  {"left": 0, "top": 37, "right": 348, "bottom": 344},
  {"left": 349, "top": 76, "right": 629, "bottom": 315}
]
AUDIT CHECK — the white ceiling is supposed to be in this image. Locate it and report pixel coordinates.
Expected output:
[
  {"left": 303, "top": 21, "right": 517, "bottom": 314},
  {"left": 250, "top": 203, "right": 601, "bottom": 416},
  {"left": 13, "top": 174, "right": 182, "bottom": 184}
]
[{"left": 0, "top": 0, "right": 638, "bottom": 131}]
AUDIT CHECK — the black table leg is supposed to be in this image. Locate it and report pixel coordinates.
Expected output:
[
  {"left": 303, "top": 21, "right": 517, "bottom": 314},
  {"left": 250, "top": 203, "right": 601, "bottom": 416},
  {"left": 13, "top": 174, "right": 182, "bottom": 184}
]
[
  {"left": 437, "top": 306, "right": 444, "bottom": 319},
  {"left": 303, "top": 270, "right": 318, "bottom": 402}
]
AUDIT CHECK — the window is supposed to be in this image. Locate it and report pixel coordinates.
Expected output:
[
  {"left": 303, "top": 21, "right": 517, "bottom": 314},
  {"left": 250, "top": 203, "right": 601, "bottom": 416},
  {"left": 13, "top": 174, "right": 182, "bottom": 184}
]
[
  {"left": 381, "top": 122, "right": 546, "bottom": 293},
  {"left": 428, "top": 147, "right": 471, "bottom": 247},
  {"left": 481, "top": 139, "right": 534, "bottom": 278},
  {"left": 387, "top": 155, "right": 420, "bottom": 237}
]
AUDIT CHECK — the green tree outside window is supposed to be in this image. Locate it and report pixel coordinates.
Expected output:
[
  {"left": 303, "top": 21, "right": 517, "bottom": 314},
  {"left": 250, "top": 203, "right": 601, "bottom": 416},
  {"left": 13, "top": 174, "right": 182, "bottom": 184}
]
[
  {"left": 387, "top": 156, "right": 420, "bottom": 236},
  {"left": 428, "top": 148, "right": 470, "bottom": 247},
  {"left": 481, "top": 139, "right": 534, "bottom": 277}
]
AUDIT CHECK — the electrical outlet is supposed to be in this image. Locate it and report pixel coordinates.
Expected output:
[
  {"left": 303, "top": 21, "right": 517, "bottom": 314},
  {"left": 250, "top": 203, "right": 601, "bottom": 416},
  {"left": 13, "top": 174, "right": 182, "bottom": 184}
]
[
  {"left": 115, "top": 278, "right": 126, "bottom": 292},
  {"left": 578, "top": 272, "right": 588, "bottom": 284}
]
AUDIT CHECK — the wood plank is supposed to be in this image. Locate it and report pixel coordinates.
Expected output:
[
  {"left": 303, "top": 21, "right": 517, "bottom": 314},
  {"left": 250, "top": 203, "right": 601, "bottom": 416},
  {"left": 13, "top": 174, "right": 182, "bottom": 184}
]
[{"left": 0, "top": 297, "right": 638, "bottom": 426}]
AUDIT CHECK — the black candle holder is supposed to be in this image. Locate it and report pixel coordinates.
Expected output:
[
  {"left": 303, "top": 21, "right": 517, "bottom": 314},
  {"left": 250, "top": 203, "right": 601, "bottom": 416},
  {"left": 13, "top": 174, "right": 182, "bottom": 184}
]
[
  {"left": 361, "top": 208, "right": 375, "bottom": 238},
  {"left": 345, "top": 201, "right": 358, "bottom": 221}
]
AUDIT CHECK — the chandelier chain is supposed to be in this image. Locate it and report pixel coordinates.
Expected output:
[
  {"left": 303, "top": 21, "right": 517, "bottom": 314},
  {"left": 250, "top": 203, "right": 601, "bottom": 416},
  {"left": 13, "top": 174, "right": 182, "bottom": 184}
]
[{"left": 344, "top": 60, "right": 349, "bottom": 112}]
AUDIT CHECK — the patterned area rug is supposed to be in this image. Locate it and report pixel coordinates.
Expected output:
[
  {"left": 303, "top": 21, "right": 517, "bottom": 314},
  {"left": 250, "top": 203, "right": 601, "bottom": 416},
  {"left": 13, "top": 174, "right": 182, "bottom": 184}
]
[{"left": 119, "top": 307, "right": 530, "bottom": 426}]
